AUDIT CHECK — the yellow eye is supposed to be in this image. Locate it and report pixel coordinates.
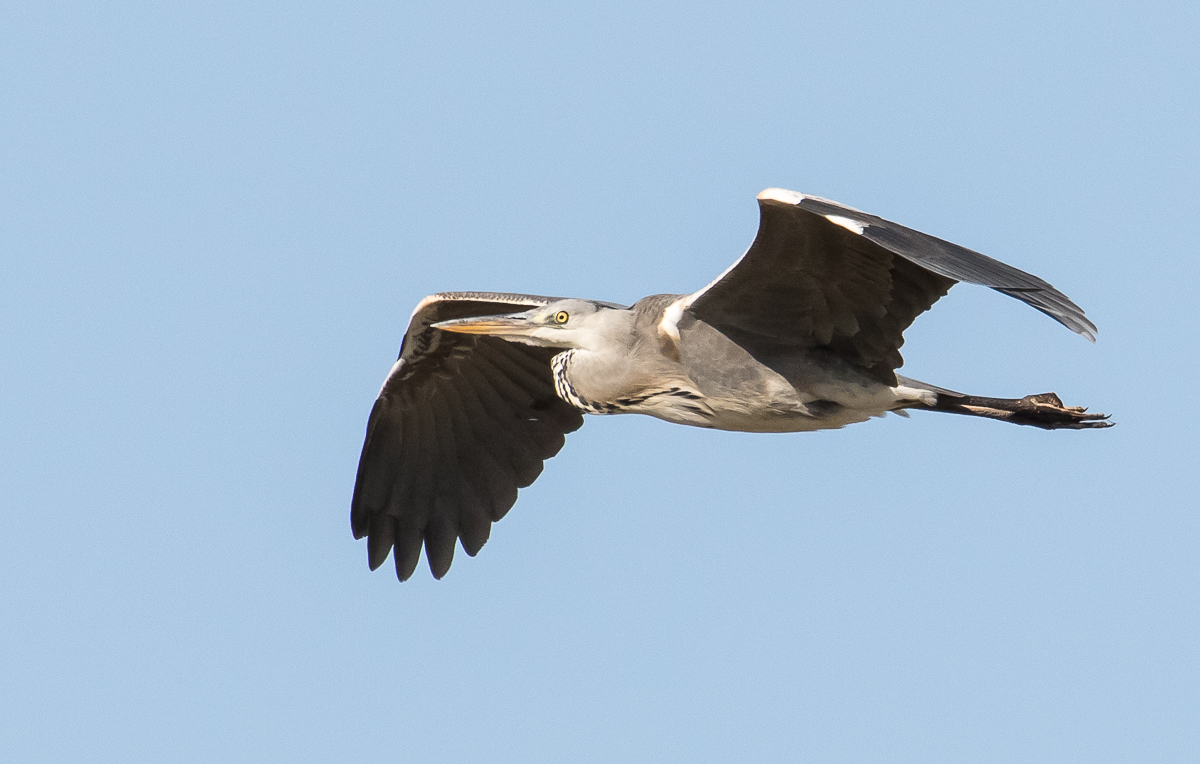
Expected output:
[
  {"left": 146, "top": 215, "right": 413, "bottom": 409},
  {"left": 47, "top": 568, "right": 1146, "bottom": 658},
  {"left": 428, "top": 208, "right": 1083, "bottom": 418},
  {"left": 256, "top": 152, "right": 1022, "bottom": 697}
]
[{"left": 554, "top": 311, "right": 569, "bottom": 324}]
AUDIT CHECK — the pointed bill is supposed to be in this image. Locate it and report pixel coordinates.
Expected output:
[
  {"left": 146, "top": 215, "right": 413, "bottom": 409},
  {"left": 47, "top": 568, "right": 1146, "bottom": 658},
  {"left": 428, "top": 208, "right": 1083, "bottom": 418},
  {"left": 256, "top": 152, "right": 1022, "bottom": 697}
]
[{"left": 432, "top": 311, "right": 540, "bottom": 336}]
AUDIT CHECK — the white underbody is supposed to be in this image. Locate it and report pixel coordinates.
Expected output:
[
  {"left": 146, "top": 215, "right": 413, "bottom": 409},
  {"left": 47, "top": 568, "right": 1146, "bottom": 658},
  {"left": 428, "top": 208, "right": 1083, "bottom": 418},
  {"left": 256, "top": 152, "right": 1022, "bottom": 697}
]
[
  {"left": 612, "top": 382, "right": 935, "bottom": 432},
  {"left": 562, "top": 340, "right": 936, "bottom": 433}
]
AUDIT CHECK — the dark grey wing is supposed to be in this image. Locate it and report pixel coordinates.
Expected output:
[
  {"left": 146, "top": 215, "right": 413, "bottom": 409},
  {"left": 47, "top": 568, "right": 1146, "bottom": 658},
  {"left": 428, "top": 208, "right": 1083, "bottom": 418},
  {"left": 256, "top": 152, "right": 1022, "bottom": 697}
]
[
  {"left": 790, "top": 191, "right": 1097, "bottom": 339},
  {"left": 351, "top": 292, "right": 584, "bottom": 581},
  {"left": 685, "top": 188, "right": 1096, "bottom": 384}
]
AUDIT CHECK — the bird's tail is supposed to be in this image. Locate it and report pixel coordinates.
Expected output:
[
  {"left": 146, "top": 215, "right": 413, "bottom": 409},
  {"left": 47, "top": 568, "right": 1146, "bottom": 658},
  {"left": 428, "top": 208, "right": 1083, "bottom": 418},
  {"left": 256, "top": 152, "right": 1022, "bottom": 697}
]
[{"left": 896, "top": 376, "right": 1112, "bottom": 430}]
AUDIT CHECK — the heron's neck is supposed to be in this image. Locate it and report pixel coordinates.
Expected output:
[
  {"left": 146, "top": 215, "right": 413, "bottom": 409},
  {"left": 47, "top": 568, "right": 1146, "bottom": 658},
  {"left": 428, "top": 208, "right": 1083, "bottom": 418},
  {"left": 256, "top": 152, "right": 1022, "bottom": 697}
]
[
  {"left": 552, "top": 311, "right": 692, "bottom": 414},
  {"left": 548, "top": 308, "right": 632, "bottom": 412},
  {"left": 552, "top": 349, "right": 611, "bottom": 413}
]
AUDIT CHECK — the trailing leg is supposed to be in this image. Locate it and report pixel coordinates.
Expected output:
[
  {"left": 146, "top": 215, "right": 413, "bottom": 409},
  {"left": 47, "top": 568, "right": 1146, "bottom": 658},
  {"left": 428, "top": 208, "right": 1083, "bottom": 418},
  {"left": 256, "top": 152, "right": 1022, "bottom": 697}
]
[{"left": 897, "top": 377, "right": 1112, "bottom": 430}]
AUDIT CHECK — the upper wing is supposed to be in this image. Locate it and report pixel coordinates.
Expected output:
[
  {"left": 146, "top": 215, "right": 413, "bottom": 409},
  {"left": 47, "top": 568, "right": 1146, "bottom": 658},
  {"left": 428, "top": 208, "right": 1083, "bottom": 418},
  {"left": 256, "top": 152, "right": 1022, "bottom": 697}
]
[
  {"left": 351, "top": 292, "right": 584, "bottom": 581},
  {"left": 685, "top": 188, "right": 1097, "bottom": 384}
]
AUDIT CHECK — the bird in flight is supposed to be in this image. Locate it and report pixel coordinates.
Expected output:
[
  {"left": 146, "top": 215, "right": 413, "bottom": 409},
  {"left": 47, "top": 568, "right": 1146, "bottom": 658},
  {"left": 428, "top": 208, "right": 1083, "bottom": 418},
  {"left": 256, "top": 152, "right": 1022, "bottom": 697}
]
[{"left": 352, "top": 188, "right": 1110, "bottom": 581}]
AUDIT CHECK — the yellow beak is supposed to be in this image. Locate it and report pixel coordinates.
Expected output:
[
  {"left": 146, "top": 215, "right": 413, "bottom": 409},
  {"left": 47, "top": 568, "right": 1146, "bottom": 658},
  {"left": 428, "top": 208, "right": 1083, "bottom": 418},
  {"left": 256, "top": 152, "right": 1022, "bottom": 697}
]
[{"left": 431, "top": 313, "right": 539, "bottom": 336}]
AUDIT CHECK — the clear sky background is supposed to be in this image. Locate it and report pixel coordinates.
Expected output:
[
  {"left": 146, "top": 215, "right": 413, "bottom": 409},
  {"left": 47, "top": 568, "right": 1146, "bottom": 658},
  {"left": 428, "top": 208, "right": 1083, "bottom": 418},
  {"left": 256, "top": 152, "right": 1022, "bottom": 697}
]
[{"left": 2, "top": 2, "right": 1197, "bottom": 762}]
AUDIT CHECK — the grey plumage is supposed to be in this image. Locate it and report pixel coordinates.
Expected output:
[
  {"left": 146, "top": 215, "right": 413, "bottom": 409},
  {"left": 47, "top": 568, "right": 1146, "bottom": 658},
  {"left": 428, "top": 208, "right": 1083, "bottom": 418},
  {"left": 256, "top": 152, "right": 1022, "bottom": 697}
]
[{"left": 352, "top": 188, "right": 1109, "bottom": 581}]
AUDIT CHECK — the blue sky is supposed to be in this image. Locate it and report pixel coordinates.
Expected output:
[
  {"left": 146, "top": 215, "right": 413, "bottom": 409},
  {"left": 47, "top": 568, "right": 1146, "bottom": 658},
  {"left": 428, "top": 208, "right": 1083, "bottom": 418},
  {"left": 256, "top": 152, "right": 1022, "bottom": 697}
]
[{"left": 2, "top": 2, "right": 1197, "bottom": 762}]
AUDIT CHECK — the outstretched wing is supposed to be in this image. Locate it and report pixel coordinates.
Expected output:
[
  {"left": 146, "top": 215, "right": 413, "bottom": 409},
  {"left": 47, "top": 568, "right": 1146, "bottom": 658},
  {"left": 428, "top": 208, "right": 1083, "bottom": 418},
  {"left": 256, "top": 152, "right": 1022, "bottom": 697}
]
[
  {"left": 351, "top": 292, "right": 584, "bottom": 581},
  {"left": 685, "top": 188, "right": 1096, "bottom": 384}
]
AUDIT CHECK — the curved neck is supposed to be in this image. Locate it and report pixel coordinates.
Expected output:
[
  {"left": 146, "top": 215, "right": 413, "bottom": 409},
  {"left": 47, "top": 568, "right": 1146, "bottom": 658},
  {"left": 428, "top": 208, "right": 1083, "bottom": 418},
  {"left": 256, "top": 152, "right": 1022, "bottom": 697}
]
[{"left": 553, "top": 303, "right": 692, "bottom": 412}]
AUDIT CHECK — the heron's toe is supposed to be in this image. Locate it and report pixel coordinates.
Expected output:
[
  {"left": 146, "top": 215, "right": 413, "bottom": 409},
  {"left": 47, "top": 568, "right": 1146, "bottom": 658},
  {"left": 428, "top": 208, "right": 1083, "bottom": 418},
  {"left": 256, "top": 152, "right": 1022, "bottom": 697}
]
[{"left": 1014, "top": 393, "right": 1113, "bottom": 429}]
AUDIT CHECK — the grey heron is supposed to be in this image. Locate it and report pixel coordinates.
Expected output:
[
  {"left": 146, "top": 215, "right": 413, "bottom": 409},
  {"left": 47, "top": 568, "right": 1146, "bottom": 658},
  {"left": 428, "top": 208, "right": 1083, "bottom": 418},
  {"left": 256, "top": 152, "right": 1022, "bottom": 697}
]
[{"left": 352, "top": 188, "right": 1110, "bottom": 581}]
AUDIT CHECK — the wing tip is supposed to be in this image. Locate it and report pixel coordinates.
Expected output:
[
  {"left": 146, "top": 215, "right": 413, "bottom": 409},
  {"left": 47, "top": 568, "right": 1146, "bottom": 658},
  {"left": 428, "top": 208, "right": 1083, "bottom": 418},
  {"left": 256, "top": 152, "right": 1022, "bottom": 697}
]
[
  {"left": 1048, "top": 307, "right": 1099, "bottom": 342},
  {"left": 1080, "top": 323, "right": 1099, "bottom": 343},
  {"left": 998, "top": 287, "right": 1100, "bottom": 342}
]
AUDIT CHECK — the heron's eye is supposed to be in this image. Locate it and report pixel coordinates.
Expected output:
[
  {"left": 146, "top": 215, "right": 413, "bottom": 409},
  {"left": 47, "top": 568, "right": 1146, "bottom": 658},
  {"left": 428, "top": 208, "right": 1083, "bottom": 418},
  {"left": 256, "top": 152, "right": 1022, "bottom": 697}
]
[{"left": 554, "top": 311, "right": 569, "bottom": 324}]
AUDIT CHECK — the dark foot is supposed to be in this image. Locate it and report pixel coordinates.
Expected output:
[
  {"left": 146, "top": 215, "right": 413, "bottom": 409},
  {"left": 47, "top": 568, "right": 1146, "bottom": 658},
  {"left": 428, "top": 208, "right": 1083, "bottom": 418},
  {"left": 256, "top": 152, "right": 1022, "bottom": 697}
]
[{"left": 960, "top": 392, "right": 1113, "bottom": 430}]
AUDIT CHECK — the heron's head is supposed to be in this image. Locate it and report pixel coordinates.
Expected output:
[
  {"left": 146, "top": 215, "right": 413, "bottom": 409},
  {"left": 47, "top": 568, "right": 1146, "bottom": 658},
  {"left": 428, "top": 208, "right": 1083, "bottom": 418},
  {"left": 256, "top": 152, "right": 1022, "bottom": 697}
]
[{"left": 432, "top": 298, "right": 629, "bottom": 351}]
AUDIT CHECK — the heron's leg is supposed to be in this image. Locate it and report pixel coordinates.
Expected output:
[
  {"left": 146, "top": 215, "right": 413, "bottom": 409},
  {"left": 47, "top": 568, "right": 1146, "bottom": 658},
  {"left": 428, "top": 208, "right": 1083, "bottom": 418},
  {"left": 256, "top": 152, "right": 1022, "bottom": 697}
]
[
  {"left": 893, "top": 376, "right": 1112, "bottom": 429},
  {"left": 921, "top": 390, "right": 1111, "bottom": 430}
]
